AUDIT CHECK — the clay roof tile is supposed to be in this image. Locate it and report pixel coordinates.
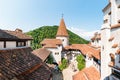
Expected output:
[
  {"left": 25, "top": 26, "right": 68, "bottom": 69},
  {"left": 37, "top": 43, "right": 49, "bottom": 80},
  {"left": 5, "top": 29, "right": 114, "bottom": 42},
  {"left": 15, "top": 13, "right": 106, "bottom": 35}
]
[
  {"left": 65, "top": 44, "right": 100, "bottom": 60},
  {"left": 0, "top": 29, "right": 32, "bottom": 40},
  {"left": 0, "top": 47, "right": 51, "bottom": 80},
  {"left": 112, "top": 44, "right": 118, "bottom": 48},
  {"left": 111, "top": 24, "right": 120, "bottom": 29},
  {"left": 56, "top": 18, "right": 69, "bottom": 37},
  {"left": 73, "top": 66, "right": 100, "bottom": 80},
  {"left": 41, "top": 39, "right": 62, "bottom": 48},
  {"left": 32, "top": 48, "right": 51, "bottom": 61},
  {"left": 109, "top": 36, "right": 114, "bottom": 41}
]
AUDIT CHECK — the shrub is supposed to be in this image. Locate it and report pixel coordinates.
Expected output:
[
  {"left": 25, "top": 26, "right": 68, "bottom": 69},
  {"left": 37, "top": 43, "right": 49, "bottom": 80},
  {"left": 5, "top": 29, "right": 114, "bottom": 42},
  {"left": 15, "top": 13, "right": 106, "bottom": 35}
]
[
  {"left": 76, "top": 55, "right": 85, "bottom": 70},
  {"left": 59, "top": 58, "right": 68, "bottom": 71}
]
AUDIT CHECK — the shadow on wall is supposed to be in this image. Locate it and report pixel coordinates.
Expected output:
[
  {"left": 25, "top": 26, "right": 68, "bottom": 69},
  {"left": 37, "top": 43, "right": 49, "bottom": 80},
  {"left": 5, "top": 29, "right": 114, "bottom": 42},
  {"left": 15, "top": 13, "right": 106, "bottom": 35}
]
[{"left": 103, "top": 53, "right": 120, "bottom": 80}]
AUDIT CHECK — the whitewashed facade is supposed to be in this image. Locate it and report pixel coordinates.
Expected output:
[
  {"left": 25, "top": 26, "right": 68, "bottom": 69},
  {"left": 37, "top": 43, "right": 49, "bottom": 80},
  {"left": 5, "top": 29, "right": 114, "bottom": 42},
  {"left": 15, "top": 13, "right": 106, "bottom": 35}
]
[
  {"left": 41, "top": 18, "right": 69, "bottom": 64},
  {"left": 101, "top": 0, "right": 120, "bottom": 79},
  {"left": 56, "top": 36, "right": 69, "bottom": 47},
  {"left": 46, "top": 45, "right": 62, "bottom": 64}
]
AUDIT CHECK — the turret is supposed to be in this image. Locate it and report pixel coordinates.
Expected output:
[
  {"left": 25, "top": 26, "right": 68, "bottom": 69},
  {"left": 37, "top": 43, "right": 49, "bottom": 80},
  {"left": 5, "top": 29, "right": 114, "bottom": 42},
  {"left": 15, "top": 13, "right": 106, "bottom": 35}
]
[
  {"left": 101, "top": 19, "right": 111, "bottom": 80},
  {"left": 56, "top": 17, "right": 69, "bottom": 47}
]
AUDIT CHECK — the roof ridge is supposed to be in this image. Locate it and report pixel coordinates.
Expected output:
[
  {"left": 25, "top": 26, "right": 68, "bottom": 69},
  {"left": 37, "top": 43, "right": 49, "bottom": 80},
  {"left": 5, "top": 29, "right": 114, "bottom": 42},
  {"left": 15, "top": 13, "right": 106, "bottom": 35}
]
[{"left": 82, "top": 71, "right": 89, "bottom": 80}]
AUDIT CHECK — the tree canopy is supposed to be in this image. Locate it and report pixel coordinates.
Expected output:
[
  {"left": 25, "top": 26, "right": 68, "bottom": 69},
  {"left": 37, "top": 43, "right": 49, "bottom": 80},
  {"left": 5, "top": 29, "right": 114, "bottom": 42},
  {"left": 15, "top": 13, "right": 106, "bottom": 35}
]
[{"left": 27, "top": 26, "right": 89, "bottom": 49}]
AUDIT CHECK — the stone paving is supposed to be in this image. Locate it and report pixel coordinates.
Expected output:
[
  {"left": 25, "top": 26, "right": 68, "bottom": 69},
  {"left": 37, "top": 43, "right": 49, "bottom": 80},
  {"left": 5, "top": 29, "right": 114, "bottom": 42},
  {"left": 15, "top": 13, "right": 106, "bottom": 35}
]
[
  {"left": 52, "top": 70, "right": 63, "bottom": 80},
  {"left": 62, "top": 63, "right": 79, "bottom": 80}
]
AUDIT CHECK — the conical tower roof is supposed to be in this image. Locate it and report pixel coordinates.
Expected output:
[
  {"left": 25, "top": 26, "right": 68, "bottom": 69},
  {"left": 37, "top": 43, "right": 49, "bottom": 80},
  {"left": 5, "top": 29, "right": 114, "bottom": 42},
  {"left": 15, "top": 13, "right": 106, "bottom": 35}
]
[{"left": 56, "top": 18, "right": 69, "bottom": 37}]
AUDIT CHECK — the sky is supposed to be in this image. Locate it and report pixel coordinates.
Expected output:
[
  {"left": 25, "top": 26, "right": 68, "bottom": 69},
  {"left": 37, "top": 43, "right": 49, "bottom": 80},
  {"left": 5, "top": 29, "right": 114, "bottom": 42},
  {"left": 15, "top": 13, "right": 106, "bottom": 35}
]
[{"left": 0, "top": 0, "right": 108, "bottom": 40}]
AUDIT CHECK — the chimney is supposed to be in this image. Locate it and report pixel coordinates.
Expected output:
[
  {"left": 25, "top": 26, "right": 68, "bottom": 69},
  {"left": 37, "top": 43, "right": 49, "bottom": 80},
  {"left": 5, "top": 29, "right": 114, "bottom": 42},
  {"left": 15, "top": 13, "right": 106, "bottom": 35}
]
[{"left": 15, "top": 28, "right": 22, "bottom": 33}]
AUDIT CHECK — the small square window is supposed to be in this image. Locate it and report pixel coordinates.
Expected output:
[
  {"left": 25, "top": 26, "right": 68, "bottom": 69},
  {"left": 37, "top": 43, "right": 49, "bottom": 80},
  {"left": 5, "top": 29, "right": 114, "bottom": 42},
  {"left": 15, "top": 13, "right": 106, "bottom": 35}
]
[{"left": 55, "top": 52, "right": 59, "bottom": 55}]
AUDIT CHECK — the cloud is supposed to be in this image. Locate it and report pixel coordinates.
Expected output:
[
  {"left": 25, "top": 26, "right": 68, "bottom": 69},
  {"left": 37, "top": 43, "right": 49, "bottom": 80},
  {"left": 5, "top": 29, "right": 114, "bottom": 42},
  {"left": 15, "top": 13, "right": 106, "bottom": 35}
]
[{"left": 68, "top": 27, "right": 99, "bottom": 40}]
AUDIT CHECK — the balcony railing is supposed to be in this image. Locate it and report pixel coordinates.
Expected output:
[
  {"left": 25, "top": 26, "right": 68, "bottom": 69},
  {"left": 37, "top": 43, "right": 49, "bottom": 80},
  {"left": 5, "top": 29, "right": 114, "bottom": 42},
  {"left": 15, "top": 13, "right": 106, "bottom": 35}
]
[{"left": 112, "top": 67, "right": 120, "bottom": 79}]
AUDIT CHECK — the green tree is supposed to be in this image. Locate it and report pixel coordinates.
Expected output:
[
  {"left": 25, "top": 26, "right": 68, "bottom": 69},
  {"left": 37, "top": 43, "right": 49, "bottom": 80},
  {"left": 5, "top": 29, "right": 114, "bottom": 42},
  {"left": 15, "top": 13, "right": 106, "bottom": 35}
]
[
  {"left": 76, "top": 55, "right": 85, "bottom": 70},
  {"left": 26, "top": 26, "right": 89, "bottom": 50},
  {"left": 46, "top": 54, "right": 54, "bottom": 64},
  {"left": 59, "top": 58, "right": 68, "bottom": 71}
]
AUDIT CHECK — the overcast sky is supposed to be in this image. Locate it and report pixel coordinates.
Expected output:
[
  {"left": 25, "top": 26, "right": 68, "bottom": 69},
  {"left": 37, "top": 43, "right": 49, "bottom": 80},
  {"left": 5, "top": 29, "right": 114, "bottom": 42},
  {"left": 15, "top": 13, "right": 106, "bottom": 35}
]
[{"left": 0, "top": 0, "right": 108, "bottom": 40}]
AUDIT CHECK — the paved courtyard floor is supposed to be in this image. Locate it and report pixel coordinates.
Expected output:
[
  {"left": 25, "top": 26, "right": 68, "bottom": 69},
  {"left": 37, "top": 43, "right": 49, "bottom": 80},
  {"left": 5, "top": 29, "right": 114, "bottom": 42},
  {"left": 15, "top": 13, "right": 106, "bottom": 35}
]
[
  {"left": 62, "top": 63, "right": 79, "bottom": 80},
  {"left": 52, "top": 70, "right": 63, "bottom": 80}
]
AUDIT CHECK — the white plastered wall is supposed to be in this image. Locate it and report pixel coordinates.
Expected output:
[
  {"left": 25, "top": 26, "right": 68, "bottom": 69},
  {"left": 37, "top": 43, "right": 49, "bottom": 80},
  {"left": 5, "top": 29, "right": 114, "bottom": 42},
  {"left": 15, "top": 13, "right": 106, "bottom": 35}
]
[
  {"left": 101, "top": 28, "right": 111, "bottom": 80},
  {"left": 56, "top": 36, "right": 69, "bottom": 47},
  {"left": 0, "top": 41, "right": 4, "bottom": 48},
  {"left": 26, "top": 40, "right": 31, "bottom": 47},
  {"left": 111, "top": 28, "right": 120, "bottom": 68},
  {"left": 46, "top": 45, "right": 62, "bottom": 64},
  {"left": 6, "top": 41, "right": 16, "bottom": 48}
]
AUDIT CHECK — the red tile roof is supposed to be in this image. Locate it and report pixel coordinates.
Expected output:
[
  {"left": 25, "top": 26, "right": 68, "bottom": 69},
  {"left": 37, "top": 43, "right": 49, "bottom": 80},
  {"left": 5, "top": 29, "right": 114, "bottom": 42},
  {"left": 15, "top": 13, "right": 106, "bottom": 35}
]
[
  {"left": 0, "top": 47, "right": 51, "bottom": 80},
  {"left": 56, "top": 18, "right": 69, "bottom": 37},
  {"left": 0, "top": 29, "right": 32, "bottom": 40},
  {"left": 108, "top": 61, "right": 114, "bottom": 67},
  {"left": 41, "top": 39, "right": 62, "bottom": 48},
  {"left": 116, "top": 49, "right": 120, "bottom": 54},
  {"left": 44, "top": 44, "right": 58, "bottom": 48},
  {"left": 109, "top": 36, "right": 114, "bottom": 41},
  {"left": 73, "top": 71, "right": 86, "bottom": 80},
  {"left": 73, "top": 66, "right": 100, "bottom": 80},
  {"left": 111, "top": 24, "right": 120, "bottom": 29},
  {"left": 102, "top": 3, "right": 111, "bottom": 12},
  {"left": 32, "top": 48, "right": 51, "bottom": 61},
  {"left": 112, "top": 44, "right": 118, "bottom": 48},
  {"left": 65, "top": 44, "right": 100, "bottom": 60}
]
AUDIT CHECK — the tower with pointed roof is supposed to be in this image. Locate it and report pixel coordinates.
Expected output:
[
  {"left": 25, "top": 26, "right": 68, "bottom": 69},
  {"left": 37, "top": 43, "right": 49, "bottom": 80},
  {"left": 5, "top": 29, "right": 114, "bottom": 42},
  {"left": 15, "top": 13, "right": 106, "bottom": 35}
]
[{"left": 56, "top": 17, "right": 69, "bottom": 47}]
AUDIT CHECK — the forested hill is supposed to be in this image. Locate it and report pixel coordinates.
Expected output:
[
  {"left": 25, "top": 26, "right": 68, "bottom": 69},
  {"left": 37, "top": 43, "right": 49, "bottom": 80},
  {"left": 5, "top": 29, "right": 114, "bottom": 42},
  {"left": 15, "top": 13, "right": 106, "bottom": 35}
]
[{"left": 27, "top": 26, "right": 89, "bottom": 49}]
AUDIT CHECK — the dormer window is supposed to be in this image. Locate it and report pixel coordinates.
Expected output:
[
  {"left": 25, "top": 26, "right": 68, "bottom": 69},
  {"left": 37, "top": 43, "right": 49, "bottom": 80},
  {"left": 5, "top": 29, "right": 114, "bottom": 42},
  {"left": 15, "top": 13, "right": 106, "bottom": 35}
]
[{"left": 17, "top": 41, "right": 25, "bottom": 47}]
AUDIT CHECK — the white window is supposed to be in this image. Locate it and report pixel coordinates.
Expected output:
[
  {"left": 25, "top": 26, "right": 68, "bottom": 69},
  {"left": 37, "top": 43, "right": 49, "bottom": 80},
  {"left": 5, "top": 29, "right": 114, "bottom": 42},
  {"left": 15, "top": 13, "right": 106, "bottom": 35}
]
[{"left": 17, "top": 42, "right": 25, "bottom": 47}]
